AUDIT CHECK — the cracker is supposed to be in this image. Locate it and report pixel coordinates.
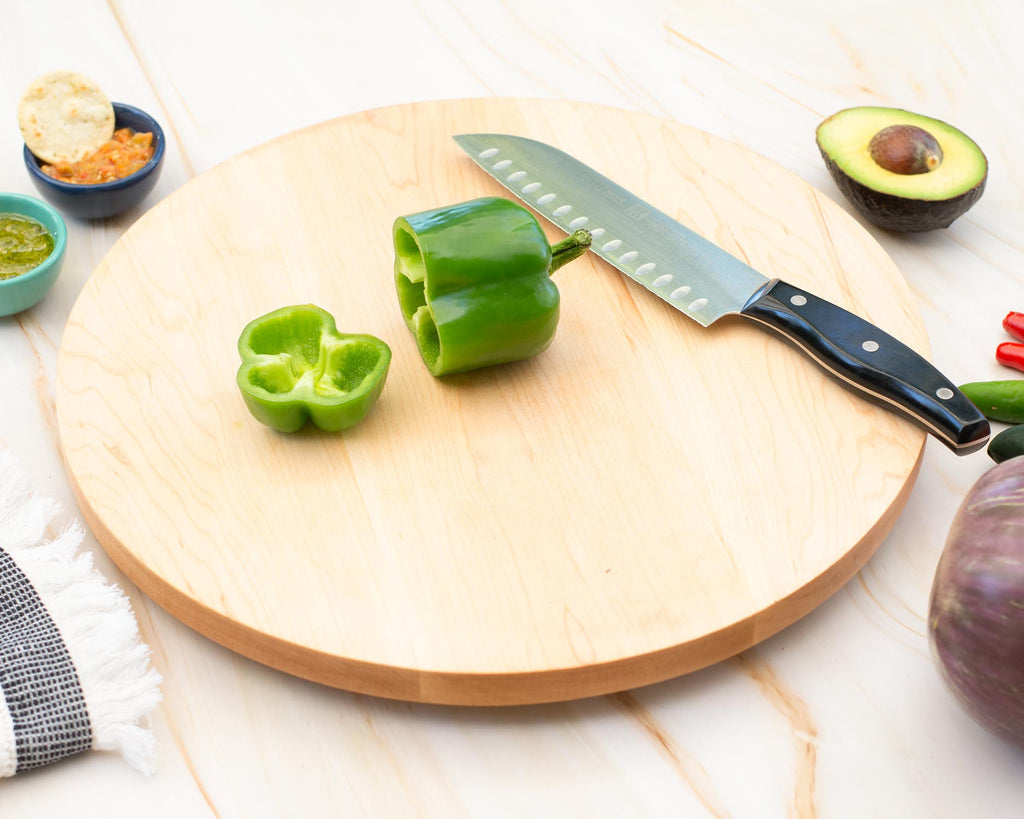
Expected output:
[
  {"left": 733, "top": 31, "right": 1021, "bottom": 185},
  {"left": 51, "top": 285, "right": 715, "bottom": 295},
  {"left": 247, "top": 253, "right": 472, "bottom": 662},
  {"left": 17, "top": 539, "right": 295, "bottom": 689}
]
[{"left": 17, "top": 70, "right": 115, "bottom": 164}]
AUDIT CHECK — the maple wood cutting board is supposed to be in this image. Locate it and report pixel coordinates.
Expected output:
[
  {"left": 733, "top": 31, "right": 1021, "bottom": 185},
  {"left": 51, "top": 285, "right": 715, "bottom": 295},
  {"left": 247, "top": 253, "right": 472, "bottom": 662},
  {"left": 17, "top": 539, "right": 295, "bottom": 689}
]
[{"left": 56, "top": 98, "right": 927, "bottom": 705}]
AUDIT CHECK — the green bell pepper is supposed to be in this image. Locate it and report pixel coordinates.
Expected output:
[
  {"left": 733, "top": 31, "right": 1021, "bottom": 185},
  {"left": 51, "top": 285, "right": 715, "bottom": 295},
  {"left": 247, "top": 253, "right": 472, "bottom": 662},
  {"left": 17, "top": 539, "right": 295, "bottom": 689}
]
[
  {"left": 393, "top": 196, "right": 591, "bottom": 376},
  {"left": 236, "top": 304, "right": 391, "bottom": 432}
]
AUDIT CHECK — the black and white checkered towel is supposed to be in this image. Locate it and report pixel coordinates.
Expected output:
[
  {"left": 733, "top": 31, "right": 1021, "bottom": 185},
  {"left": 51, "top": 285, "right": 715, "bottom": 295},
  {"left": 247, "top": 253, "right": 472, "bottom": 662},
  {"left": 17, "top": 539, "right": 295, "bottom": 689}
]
[{"left": 0, "top": 450, "right": 161, "bottom": 775}]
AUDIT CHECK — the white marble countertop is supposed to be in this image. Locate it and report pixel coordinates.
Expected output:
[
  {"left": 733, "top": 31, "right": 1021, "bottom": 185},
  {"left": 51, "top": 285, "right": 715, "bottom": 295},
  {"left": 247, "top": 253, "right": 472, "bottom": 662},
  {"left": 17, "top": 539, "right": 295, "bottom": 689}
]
[{"left": 2, "top": 0, "right": 1023, "bottom": 815}]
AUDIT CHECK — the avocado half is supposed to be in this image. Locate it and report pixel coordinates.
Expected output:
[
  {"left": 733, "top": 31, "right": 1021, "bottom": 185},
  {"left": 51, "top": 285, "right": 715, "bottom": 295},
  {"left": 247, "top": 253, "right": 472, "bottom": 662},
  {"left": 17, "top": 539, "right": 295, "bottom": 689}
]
[{"left": 816, "top": 107, "right": 987, "bottom": 232}]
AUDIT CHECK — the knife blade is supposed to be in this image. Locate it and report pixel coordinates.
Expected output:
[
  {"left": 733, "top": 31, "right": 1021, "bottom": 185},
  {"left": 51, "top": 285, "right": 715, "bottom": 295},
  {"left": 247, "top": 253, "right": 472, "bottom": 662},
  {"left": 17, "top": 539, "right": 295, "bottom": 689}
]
[{"left": 453, "top": 132, "right": 989, "bottom": 455}]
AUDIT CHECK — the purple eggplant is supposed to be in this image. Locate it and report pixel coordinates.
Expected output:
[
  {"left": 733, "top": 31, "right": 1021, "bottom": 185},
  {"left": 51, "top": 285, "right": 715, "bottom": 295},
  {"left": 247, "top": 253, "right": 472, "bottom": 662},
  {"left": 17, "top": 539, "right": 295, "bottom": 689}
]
[{"left": 928, "top": 456, "right": 1024, "bottom": 746}]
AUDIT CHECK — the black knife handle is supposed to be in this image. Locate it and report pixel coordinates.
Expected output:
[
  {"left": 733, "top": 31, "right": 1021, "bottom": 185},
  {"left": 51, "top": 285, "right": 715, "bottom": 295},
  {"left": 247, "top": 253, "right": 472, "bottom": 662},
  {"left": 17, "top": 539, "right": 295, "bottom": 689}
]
[{"left": 738, "top": 279, "right": 989, "bottom": 455}]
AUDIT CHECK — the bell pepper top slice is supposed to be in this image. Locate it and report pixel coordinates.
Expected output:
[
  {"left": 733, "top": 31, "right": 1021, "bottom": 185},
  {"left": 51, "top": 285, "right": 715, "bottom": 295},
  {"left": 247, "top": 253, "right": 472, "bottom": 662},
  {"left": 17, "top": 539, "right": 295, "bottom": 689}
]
[
  {"left": 236, "top": 304, "right": 391, "bottom": 433},
  {"left": 393, "top": 196, "right": 591, "bottom": 376}
]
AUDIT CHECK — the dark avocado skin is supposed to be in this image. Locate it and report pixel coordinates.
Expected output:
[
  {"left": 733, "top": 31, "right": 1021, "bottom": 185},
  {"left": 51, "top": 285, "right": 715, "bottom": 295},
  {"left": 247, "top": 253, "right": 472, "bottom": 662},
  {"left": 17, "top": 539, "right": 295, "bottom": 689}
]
[{"left": 820, "top": 149, "right": 986, "bottom": 232}]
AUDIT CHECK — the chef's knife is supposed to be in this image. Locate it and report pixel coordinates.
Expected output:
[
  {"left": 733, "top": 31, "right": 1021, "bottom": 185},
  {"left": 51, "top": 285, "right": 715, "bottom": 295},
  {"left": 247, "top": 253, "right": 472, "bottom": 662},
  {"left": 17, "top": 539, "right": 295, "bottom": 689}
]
[{"left": 453, "top": 133, "right": 989, "bottom": 455}]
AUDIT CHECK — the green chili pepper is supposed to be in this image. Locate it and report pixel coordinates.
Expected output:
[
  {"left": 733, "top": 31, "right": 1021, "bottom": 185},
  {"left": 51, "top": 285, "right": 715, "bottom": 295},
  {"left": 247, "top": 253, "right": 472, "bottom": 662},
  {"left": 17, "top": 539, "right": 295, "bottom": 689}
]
[
  {"left": 393, "top": 196, "right": 591, "bottom": 376},
  {"left": 959, "top": 380, "right": 1024, "bottom": 425},
  {"left": 236, "top": 304, "right": 391, "bottom": 432}
]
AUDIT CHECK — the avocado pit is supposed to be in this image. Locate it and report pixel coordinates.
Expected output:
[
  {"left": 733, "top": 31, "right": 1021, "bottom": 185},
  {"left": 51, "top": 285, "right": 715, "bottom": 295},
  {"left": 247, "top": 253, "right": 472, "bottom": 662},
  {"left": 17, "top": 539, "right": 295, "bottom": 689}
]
[{"left": 868, "top": 124, "right": 943, "bottom": 175}]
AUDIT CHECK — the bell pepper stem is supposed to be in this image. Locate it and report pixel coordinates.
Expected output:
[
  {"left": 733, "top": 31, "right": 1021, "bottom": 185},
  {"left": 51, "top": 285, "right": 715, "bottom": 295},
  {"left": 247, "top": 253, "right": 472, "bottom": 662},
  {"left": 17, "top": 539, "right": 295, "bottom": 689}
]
[{"left": 549, "top": 229, "right": 592, "bottom": 275}]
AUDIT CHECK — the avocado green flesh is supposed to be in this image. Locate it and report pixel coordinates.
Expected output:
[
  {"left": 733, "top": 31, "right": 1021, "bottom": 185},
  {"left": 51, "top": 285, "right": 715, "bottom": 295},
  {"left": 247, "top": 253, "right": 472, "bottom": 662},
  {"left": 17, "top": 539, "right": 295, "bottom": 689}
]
[{"left": 816, "top": 107, "right": 987, "bottom": 201}]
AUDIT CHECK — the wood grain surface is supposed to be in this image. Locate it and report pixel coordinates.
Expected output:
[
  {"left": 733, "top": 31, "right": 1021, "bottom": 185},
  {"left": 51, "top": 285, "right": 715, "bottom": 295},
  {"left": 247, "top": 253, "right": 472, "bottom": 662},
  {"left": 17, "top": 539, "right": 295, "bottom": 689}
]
[{"left": 55, "top": 98, "right": 926, "bottom": 705}]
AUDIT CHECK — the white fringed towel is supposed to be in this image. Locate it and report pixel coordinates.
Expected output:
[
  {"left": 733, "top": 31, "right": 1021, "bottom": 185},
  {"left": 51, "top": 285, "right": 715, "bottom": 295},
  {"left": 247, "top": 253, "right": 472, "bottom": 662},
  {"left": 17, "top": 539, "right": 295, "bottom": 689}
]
[{"left": 0, "top": 450, "right": 162, "bottom": 775}]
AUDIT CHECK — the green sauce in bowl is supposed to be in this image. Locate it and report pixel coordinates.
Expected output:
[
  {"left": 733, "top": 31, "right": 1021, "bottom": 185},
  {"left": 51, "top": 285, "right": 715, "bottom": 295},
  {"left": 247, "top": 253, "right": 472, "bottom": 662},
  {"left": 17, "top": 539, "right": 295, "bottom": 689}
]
[{"left": 0, "top": 212, "right": 54, "bottom": 279}]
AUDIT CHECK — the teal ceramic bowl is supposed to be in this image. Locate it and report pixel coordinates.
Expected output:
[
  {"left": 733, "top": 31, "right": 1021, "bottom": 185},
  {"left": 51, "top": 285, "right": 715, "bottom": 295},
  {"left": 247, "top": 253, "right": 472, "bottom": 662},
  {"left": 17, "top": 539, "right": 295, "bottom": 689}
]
[{"left": 0, "top": 193, "right": 67, "bottom": 316}]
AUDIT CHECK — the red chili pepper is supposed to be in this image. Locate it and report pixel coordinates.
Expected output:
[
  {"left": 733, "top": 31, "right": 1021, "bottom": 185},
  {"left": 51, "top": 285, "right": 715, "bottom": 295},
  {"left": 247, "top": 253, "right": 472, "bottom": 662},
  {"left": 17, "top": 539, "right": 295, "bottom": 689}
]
[
  {"left": 1002, "top": 311, "right": 1024, "bottom": 342},
  {"left": 996, "top": 342, "right": 1024, "bottom": 373}
]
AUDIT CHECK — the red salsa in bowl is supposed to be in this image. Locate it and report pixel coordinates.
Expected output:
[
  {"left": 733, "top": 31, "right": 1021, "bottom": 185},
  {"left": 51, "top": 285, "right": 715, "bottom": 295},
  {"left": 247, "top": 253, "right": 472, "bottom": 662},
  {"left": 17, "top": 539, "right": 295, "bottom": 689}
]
[{"left": 40, "top": 127, "right": 154, "bottom": 185}]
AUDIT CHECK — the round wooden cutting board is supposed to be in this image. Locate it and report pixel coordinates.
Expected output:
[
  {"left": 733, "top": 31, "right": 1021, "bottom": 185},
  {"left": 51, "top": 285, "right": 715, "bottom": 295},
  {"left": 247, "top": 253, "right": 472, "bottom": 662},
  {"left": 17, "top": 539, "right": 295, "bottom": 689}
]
[{"left": 56, "top": 98, "right": 927, "bottom": 705}]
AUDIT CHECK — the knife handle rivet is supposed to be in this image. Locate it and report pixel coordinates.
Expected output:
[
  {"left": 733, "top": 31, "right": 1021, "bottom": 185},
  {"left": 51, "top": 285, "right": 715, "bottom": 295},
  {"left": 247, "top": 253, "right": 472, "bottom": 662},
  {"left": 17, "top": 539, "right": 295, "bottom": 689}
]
[
  {"left": 602, "top": 239, "right": 622, "bottom": 252},
  {"left": 538, "top": 193, "right": 557, "bottom": 205},
  {"left": 790, "top": 294, "right": 808, "bottom": 306},
  {"left": 862, "top": 340, "right": 880, "bottom": 353},
  {"left": 937, "top": 387, "right": 954, "bottom": 400},
  {"left": 620, "top": 250, "right": 639, "bottom": 264},
  {"left": 479, "top": 148, "right": 500, "bottom": 159}
]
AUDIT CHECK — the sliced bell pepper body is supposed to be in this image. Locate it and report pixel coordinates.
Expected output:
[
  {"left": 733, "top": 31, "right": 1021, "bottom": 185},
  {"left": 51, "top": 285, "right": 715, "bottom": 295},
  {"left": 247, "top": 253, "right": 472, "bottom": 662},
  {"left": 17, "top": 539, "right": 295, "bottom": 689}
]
[
  {"left": 236, "top": 304, "right": 391, "bottom": 432},
  {"left": 393, "top": 196, "right": 591, "bottom": 376}
]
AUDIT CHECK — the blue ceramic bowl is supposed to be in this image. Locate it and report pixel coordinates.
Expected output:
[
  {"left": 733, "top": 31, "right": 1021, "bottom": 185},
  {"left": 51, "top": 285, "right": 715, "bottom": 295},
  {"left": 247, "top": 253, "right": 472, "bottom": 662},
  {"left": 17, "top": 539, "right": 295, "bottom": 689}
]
[
  {"left": 23, "top": 102, "right": 165, "bottom": 220},
  {"left": 0, "top": 193, "right": 67, "bottom": 316}
]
